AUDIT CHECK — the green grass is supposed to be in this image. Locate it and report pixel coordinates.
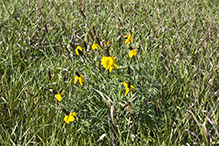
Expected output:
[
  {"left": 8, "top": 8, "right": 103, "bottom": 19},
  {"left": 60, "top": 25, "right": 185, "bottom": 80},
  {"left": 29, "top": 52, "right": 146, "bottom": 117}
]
[{"left": 1, "top": 0, "right": 219, "bottom": 145}]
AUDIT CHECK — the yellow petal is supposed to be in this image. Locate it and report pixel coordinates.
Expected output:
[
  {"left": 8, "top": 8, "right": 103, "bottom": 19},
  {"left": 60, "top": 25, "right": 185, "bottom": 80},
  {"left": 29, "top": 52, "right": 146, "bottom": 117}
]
[
  {"left": 79, "top": 75, "right": 84, "bottom": 85},
  {"left": 123, "top": 81, "right": 128, "bottom": 87},
  {"left": 125, "top": 33, "right": 135, "bottom": 44},
  {"left": 129, "top": 50, "right": 138, "bottom": 58},
  {"left": 64, "top": 116, "right": 70, "bottom": 124},
  {"left": 96, "top": 43, "right": 102, "bottom": 49},
  {"left": 104, "top": 58, "right": 110, "bottom": 69},
  {"left": 68, "top": 115, "right": 75, "bottom": 122},
  {"left": 124, "top": 88, "right": 130, "bottom": 97},
  {"left": 129, "top": 50, "right": 134, "bottom": 58},
  {"left": 106, "top": 58, "right": 112, "bottom": 68},
  {"left": 111, "top": 57, "right": 116, "bottom": 63},
  {"left": 55, "top": 93, "right": 62, "bottom": 101},
  {"left": 101, "top": 57, "right": 108, "bottom": 68},
  {"left": 75, "top": 46, "right": 82, "bottom": 56},
  {"left": 75, "top": 49, "right": 79, "bottom": 55},
  {"left": 76, "top": 46, "right": 83, "bottom": 51},
  {"left": 106, "top": 41, "right": 109, "bottom": 46},
  {"left": 125, "top": 38, "right": 131, "bottom": 44},
  {"left": 70, "top": 112, "right": 77, "bottom": 116},
  {"left": 74, "top": 76, "right": 79, "bottom": 84},
  {"left": 113, "top": 63, "right": 119, "bottom": 69},
  {"left": 102, "top": 57, "right": 107, "bottom": 61},
  {"left": 133, "top": 49, "right": 138, "bottom": 55},
  {"left": 125, "top": 33, "right": 131, "bottom": 44},
  {"left": 130, "top": 85, "right": 136, "bottom": 90},
  {"left": 92, "top": 43, "right": 96, "bottom": 50},
  {"left": 106, "top": 57, "right": 112, "bottom": 65},
  {"left": 109, "top": 66, "right": 113, "bottom": 72},
  {"left": 101, "top": 57, "right": 107, "bottom": 66}
]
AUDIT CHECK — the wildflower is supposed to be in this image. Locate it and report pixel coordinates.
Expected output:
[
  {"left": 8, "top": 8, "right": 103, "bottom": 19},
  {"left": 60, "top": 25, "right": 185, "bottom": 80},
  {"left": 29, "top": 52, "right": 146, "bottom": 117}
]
[
  {"left": 125, "top": 32, "right": 135, "bottom": 44},
  {"left": 92, "top": 41, "right": 102, "bottom": 50},
  {"left": 55, "top": 92, "right": 63, "bottom": 101},
  {"left": 75, "top": 46, "right": 83, "bottom": 56},
  {"left": 129, "top": 49, "right": 138, "bottom": 58},
  {"left": 123, "top": 81, "right": 136, "bottom": 97},
  {"left": 64, "top": 112, "right": 77, "bottom": 124},
  {"left": 104, "top": 40, "right": 110, "bottom": 47},
  {"left": 101, "top": 56, "right": 119, "bottom": 72},
  {"left": 74, "top": 71, "right": 84, "bottom": 85}
]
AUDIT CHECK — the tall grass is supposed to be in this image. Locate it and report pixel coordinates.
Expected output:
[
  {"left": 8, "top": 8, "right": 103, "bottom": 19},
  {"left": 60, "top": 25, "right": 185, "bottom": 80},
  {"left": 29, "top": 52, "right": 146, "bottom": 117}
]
[{"left": 1, "top": 0, "right": 219, "bottom": 145}]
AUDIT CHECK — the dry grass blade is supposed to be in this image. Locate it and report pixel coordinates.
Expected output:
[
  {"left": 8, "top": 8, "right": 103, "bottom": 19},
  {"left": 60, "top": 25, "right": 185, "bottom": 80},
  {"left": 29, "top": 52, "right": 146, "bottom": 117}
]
[
  {"left": 92, "top": 88, "right": 113, "bottom": 107},
  {"left": 127, "top": 104, "right": 133, "bottom": 115},
  {"left": 110, "top": 106, "right": 119, "bottom": 128},
  {"left": 206, "top": 117, "right": 219, "bottom": 137},
  {"left": 118, "top": 102, "right": 125, "bottom": 107},
  {"left": 96, "top": 133, "right": 107, "bottom": 143},
  {"left": 128, "top": 116, "right": 131, "bottom": 126},
  {"left": 2, "top": 127, "right": 16, "bottom": 146},
  {"left": 129, "top": 89, "right": 139, "bottom": 101},
  {"left": 128, "top": 95, "right": 140, "bottom": 103},
  {"left": 200, "top": 118, "right": 209, "bottom": 146},
  {"left": 184, "top": 129, "right": 201, "bottom": 142}
]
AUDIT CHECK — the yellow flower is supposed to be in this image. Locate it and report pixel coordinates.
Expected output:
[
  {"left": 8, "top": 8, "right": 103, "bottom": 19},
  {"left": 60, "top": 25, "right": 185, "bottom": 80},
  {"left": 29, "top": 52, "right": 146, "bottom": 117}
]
[
  {"left": 125, "top": 32, "right": 135, "bottom": 44},
  {"left": 123, "top": 81, "right": 136, "bottom": 97},
  {"left": 64, "top": 112, "right": 77, "bottom": 124},
  {"left": 101, "top": 56, "right": 119, "bottom": 72},
  {"left": 92, "top": 42, "right": 102, "bottom": 50},
  {"left": 129, "top": 49, "right": 138, "bottom": 58},
  {"left": 75, "top": 46, "right": 83, "bottom": 56},
  {"left": 104, "top": 40, "right": 110, "bottom": 47},
  {"left": 74, "top": 72, "right": 84, "bottom": 85},
  {"left": 55, "top": 92, "right": 63, "bottom": 101}
]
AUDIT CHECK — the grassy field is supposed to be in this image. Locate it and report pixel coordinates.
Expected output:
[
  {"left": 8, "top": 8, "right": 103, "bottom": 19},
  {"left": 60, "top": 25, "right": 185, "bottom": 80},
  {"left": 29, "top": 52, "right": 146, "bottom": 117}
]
[{"left": 1, "top": 0, "right": 219, "bottom": 145}]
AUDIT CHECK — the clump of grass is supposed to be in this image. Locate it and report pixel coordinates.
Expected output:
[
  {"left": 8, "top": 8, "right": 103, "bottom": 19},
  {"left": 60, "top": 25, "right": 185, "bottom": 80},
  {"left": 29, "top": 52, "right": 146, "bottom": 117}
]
[{"left": 1, "top": 0, "right": 219, "bottom": 145}]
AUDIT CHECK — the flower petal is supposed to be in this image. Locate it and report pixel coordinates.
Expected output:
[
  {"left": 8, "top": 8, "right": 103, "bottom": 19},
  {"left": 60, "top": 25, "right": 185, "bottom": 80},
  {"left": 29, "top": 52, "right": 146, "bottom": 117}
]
[
  {"left": 70, "top": 112, "right": 77, "bottom": 117},
  {"left": 74, "top": 76, "right": 79, "bottom": 84},
  {"left": 129, "top": 50, "right": 134, "bottom": 58},
  {"left": 77, "top": 46, "right": 83, "bottom": 51},
  {"left": 129, "top": 50, "right": 138, "bottom": 58},
  {"left": 92, "top": 43, "right": 97, "bottom": 50},
  {"left": 125, "top": 38, "right": 131, "bottom": 44},
  {"left": 55, "top": 93, "right": 62, "bottom": 101},
  {"left": 130, "top": 85, "right": 136, "bottom": 90},
  {"left": 75, "top": 49, "right": 79, "bottom": 55},
  {"left": 113, "top": 63, "right": 119, "bottom": 69},
  {"left": 123, "top": 81, "right": 128, "bottom": 87},
  {"left": 96, "top": 43, "right": 102, "bottom": 49},
  {"left": 133, "top": 49, "right": 138, "bottom": 55},
  {"left": 64, "top": 115, "right": 70, "bottom": 124},
  {"left": 68, "top": 115, "right": 75, "bottom": 122},
  {"left": 124, "top": 88, "right": 130, "bottom": 97},
  {"left": 75, "top": 46, "right": 83, "bottom": 56},
  {"left": 109, "top": 66, "right": 113, "bottom": 72},
  {"left": 125, "top": 33, "right": 131, "bottom": 44},
  {"left": 79, "top": 75, "right": 84, "bottom": 85}
]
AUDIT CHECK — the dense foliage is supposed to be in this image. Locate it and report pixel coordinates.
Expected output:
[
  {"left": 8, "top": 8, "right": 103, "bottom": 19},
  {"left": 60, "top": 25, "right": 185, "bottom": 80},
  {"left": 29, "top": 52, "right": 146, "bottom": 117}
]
[{"left": 1, "top": 0, "right": 219, "bottom": 145}]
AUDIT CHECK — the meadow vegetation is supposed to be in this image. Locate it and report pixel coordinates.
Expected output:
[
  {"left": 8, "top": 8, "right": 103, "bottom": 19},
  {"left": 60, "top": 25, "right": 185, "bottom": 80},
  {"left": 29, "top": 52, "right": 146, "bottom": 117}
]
[{"left": 1, "top": 0, "right": 219, "bottom": 145}]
